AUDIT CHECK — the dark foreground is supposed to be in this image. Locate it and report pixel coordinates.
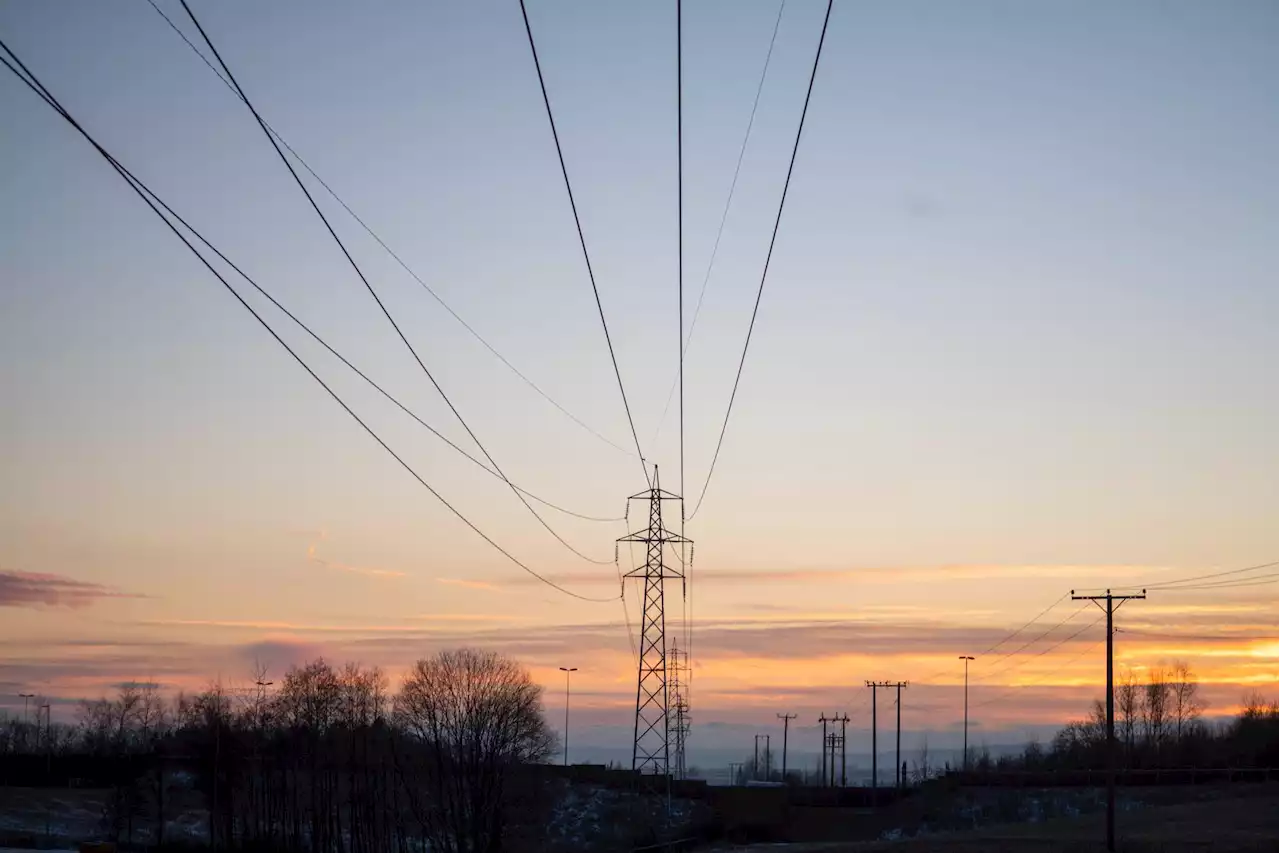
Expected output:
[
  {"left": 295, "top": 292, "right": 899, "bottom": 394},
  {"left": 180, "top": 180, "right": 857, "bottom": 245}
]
[{"left": 712, "top": 788, "right": 1278, "bottom": 852}]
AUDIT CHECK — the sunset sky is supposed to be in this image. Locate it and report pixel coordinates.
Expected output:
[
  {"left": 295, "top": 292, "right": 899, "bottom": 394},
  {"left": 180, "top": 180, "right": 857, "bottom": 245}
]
[{"left": 1, "top": 0, "right": 1275, "bottom": 776}]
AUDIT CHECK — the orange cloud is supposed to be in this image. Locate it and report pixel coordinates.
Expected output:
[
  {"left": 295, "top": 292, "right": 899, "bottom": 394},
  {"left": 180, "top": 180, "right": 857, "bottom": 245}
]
[
  {"left": 306, "top": 532, "right": 405, "bottom": 578},
  {"left": 412, "top": 613, "right": 515, "bottom": 622},
  {"left": 142, "top": 619, "right": 441, "bottom": 633},
  {"left": 436, "top": 577, "right": 503, "bottom": 593},
  {"left": 491, "top": 564, "right": 1168, "bottom": 588}
]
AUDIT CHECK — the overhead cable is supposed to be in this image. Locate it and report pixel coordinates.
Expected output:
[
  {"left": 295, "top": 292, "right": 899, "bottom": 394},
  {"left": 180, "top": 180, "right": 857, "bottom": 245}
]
[
  {"left": 0, "top": 41, "right": 617, "bottom": 604},
  {"left": 1139, "top": 561, "right": 1278, "bottom": 589},
  {"left": 518, "top": 0, "right": 652, "bottom": 487},
  {"left": 971, "top": 634, "right": 1106, "bottom": 710},
  {"left": 978, "top": 593, "right": 1069, "bottom": 657},
  {"left": 974, "top": 604, "right": 1094, "bottom": 682},
  {"left": 1155, "top": 576, "right": 1277, "bottom": 592},
  {"left": 688, "top": 0, "right": 834, "bottom": 520},
  {"left": 652, "top": 0, "right": 787, "bottom": 447},
  {"left": 179, "top": 1, "right": 615, "bottom": 565},
  {"left": 1117, "top": 629, "right": 1279, "bottom": 642},
  {"left": 911, "top": 592, "right": 1070, "bottom": 686},
  {"left": 142, "top": 0, "right": 632, "bottom": 457},
  {"left": 1074, "top": 561, "right": 1279, "bottom": 593},
  {"left": 975, "top": 611, "right": 1103, "bottom": 686}
]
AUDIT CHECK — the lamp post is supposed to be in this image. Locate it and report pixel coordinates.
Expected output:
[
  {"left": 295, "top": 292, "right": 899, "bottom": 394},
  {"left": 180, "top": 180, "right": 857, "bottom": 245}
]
[
  {"left": 558, "top": 667, "right": 577, "bottom": 767},
  {"left": 19, "top": 693, "right": 35, "bottom": 751},
  {"left": 40, "top": 704, "right": 51, "bottom": 772},
  {"left": 254, "top": 680, "right": 274, "bottom": 729},
  {"left": 958, "top": 656, "right": 975, "bottom": 771}
]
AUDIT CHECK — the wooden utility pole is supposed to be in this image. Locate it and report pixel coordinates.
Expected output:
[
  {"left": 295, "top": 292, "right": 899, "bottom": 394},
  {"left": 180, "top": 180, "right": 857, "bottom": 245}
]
[
  {"left": 835, "top": 713, "right": 850, "bottom": 787},
  {"left": 865, "top": 683, "right": 887, "bottom": 792},
  {"left": 1072, "top": 588, "right": 1146, "bottom": 853},
  {"left": 958, "top": 656, "right": 974, "bottom": 771},
  {"left": 818, "top": 713, "right": 832, "bottom": 787},
  {"left": 866, "top": 682, "right": 904, "bottom": 795},
  {"left": 893, "top": 683, "right": 908, "bottom": 791},
  {"left": 777, "top": 713, "right": 797, "bottom": 780}
]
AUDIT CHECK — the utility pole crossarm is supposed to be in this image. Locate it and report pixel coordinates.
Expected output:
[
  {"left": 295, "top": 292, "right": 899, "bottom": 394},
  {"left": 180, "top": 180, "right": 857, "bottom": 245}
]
[{"left": 1071, "top": 589, "right": 1148, "bottom": 605}]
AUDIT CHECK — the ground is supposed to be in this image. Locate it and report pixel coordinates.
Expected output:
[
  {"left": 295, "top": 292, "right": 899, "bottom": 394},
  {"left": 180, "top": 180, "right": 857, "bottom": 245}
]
[{"left": 710, "top": 789, "right": 1278, "bottom": 852}]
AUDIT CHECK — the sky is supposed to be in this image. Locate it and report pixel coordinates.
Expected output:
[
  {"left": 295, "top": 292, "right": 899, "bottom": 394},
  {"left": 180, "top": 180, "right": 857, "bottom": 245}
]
[{"left": 0, "top": 0, "right": 1276, "bottom": 778}]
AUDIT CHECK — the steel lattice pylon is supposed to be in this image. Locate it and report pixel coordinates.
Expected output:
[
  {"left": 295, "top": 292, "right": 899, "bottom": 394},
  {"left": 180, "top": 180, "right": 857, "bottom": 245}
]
[
  {"left": 669, "top": 643, "right": 690, "bottom": 780},
  {"left": 618, "top": 466, "right": 689, "bottom": 778}
]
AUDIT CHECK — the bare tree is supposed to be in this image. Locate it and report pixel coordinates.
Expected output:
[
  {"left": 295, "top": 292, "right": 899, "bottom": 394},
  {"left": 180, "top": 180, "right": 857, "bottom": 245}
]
[
  {"left": 1141, "top": 665, "right": 1170, "bottom": 757},
  {"left": 1240, "top": 690, "right": 1278, "bottom": 720},
  {"left": 1115, "top": 666, "right": 1140, "bottom": 766},
  {"left": 1169, "top": 660, "right": 1204, "bottom": 743},
  {"left": 911, "top": 735, "right": 931, "bottom": 784},
  {"left": 395, "top": 648, "right": 555, "bottom": 853},
  {"left": 1022, "top": 734, "right": 1044, "bottom": 769},
  {"left": 134, "top": 683, "right": 171, "bottom": 846}
]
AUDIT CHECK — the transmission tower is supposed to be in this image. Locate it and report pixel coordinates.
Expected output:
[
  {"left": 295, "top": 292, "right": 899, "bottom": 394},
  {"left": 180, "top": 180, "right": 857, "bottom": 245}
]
[
  {"left": 619, "top": 466, "right": 690, "bottom": 779},
  {"left": 668, "top": 643, "right": 690, "bottom": 780}
]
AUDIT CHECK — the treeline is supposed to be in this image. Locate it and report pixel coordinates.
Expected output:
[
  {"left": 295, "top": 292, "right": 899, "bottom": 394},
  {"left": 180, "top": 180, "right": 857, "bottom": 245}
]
[
  {"left": 971, "top": 661, "right": 1279, "bottom": 773},
  {"left": 0, "top": 649, "right": 558, "bottom": 853}
]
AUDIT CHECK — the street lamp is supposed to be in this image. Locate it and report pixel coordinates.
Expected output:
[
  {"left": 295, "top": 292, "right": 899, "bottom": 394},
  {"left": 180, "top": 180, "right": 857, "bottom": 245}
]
[
  {"left": 18, "top": 694, "right": 35, "bottom": 753},
  {"left": 558, "top": 667, "right": 577, "bottom": 767},
  {"left": 252, "top": 680, "right": 274, "bottom": 734},
  {"left": 958, "top": 656, "right": 975, "bottom": 771},
  {"left": 39, "top": 704, "right": 52, "bottom": 777}
]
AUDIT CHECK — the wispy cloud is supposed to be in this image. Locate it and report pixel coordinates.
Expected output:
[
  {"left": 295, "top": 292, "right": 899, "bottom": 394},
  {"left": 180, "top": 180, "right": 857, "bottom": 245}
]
[
  {"left": 0, "top": 568, "right": 145, "bottom": 609},
  {"left": 306, "top": 530, "right": 404, "bottom": 578},
  {"left": 436, "top": 577, "right": 503, "bottom": 593},
  {"left": 491, "top": 564, "right": 1159, "bottom": 588},
  {"left": 412, "top": 613, "right": 516, "bottom": 622},
  {"left": 141, "top": 619, "right": 453, "bottom": 634}
]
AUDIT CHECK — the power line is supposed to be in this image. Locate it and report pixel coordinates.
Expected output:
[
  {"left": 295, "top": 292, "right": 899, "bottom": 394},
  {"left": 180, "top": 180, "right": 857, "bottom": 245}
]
[
  {"left": 673, "top": 0, "right": 698, "bottom": 738},
  {"left": 979, "top": 593, "right": 1069, "bottom": 656},
  {"left": 8, "top": 39, "right": 615, "bottom": 525},
  {"left": 677, "top": 0, "right": 685, "bottom": 521},
  {"left": 1117, "top": 629, "right": 1279, "bottom": 642},
  {"left": 1141, "top": 562, "right": 1278, "bottom": 588},
  {"left": 1154, "top": 576, "right": 1277, "bottom": 592},
  {"left": 975, "top": 613, "right": 1104, "bottom": 687},
  {"left": 1075, "top": 561, "right": 1279, "bottom": 593},
  {"left": 652, "top": 0, "right": 787, "bottom": 447},
  {"left": 973, "top": 605, "right": 1096, "bottom": 684},
  {"left": 688, "top": 0, "right": 833, "bottom": 520},
  {"left": 178, "top": 1, "right": 614, "bottom": 566},
  {"left": 142, "top": 0, "right": 632, "bottom": 458},
  {"left": 677, "top": 0, "right": 690, "bottom": 691},
  {"left": 517, "top": 0, "right": 651, "bottom": 487},
  {"left": 912, "top": 592, "right": 1071, "bottom": 686},
  {"left": 617, "top": 542, "right": 638, "bottom": 663},
  {"left": 0, "top": 41, "right": 618, "bottom": 605},
  {"left": 64, "top": 122, "right": 612, "bottom": 521},
  {"left": 970, "top": 635, "right": 1106, "bottom": 710}
]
